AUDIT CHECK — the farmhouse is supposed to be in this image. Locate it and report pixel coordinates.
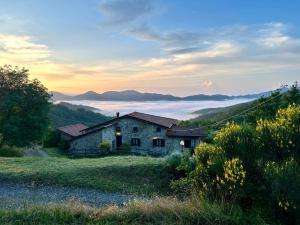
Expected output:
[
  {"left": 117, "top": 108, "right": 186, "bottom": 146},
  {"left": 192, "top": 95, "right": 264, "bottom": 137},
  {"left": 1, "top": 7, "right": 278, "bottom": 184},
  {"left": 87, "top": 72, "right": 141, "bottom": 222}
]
[{"left": 57, "top": 112, "right": 205, "bottom": 156}]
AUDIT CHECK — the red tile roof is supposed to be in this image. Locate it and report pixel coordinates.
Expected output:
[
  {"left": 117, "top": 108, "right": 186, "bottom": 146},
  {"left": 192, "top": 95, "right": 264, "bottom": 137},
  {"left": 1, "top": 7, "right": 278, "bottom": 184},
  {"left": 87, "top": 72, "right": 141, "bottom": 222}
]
[
  {"left": 57, "top": 124, "right": 88, "bottom": 137},
  {"left": 166, "top": 127, "right": 205, "bottom": 137}
]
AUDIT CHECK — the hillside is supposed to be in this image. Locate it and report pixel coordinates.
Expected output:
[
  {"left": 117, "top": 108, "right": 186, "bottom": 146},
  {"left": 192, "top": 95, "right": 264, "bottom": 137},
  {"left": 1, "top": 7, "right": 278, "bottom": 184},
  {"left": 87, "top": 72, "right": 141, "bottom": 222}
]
[
  {"left": 192, "top": 101, "right": 255, "bottom": 122},
  {"left": 49, "top": 103, "right": 112, "bottom": 128}
]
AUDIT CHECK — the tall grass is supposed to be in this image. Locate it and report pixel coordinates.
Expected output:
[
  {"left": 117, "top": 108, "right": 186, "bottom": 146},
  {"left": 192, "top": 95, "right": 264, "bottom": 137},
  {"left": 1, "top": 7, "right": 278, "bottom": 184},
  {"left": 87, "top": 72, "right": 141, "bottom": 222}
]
[{"left": 0, "top": 196, "right": 269, "bottom": 225}]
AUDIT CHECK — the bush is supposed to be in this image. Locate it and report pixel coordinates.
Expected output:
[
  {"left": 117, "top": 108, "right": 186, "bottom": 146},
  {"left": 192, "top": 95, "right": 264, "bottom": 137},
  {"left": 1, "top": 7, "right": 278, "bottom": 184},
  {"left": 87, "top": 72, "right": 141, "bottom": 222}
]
[
  {"left": 57, "top": 140, "right": 70, "bottom": 150},
  {"left": 98, "top": 141, "right": 112, "bottom": 153},
  {"left": 119, "top": 143, "right": 131, "bottom": 152},
  {"left": 166, "top": 152, "right": 182, "bottom": 170},
  {"left": 256, "top": 104, "right": 300, "bottom": 162},
  {"left": 0, "top": 145, "right": 23, "bottom": 157},
  {"left": 43, "top": 130, "right": 60, "bottom": 147},
  {"left": 264, "top": 159, "right": 300, "bottom": 224}
]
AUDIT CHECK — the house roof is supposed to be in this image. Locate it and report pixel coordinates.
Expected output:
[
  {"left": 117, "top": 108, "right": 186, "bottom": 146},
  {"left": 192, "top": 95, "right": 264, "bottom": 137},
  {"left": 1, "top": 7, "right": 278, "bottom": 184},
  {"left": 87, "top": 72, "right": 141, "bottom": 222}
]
[
  {"left": 126, "top": 112, "right": 178, "bottom": 128},
  {"left": 57, "top": 123, "right": 88, "bottom": 137},
  {"left": 166, "top": 127, "right": 205, "bottom": 137},
  {"left": 81, "top": 111, "right": 178, "bottom": 133}
]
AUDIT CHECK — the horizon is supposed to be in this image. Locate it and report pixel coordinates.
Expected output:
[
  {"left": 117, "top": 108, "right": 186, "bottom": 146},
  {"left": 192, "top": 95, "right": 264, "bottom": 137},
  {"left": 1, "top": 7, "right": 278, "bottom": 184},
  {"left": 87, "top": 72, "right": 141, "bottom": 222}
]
[
  {"left": 1, "top": 0, "right": 300, "bottom": 95},
  {"left": 52, "top": 86, "right": 282, "bottom": 97}
]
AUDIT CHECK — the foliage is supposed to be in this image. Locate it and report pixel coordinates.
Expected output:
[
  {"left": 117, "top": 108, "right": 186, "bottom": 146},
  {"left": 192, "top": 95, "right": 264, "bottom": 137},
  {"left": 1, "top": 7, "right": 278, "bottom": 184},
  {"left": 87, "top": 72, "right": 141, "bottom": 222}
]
[
  {"left": 256, "top": 105, "right": 300, "bottom": 162},
  {"left": 0, "top": 145, "right": 23, "bottom": 157},
  {"left": 0, "top": 65, "right": 51, "bottom": 147},
  {"left": 264, "top": 159, "right": 300, "bottom": 224},
  {"left": 49, "top": 103, "right": 111, "bottom": 128},
  {"left": 173, "top": 104, "right": 300, "bottom": 224},
  {"left": 98, "top": 140, "right": 112, "bottom": 152},
  {"left": 57, "top": 140, "right": 70, "bottom": 150},
  {"left": 43, "top": 130, "right": 60, "bottom": 147},
  {"left": 119, "top": 143, "right": 131, "bottom": 151}
]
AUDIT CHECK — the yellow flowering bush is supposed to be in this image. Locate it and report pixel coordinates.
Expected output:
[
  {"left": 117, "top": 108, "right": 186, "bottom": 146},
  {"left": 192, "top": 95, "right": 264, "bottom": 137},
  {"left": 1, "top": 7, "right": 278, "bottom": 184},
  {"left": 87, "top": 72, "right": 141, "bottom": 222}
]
[
  {"left": 213, "top": 158, "right": 246, "bottom": 198},
  {"left": 256, "top": 104, "right": 300, "bottom": 162},
  {"left": 214, "top": 122, "right": 242, "bottom": 156}
]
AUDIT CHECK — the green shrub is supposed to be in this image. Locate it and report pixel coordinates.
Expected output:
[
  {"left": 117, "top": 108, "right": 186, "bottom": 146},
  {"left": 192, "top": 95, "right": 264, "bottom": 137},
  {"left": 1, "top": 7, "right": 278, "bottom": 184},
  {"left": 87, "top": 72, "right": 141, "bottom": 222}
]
[
  {"left": 57, "top": 140, "right": 70, "bottom": 150},
  {"left": 0, "top": 145, "right": 23, "bottom": 157},
  {"left": 119, "top": 143, "right": 131, "bottom": 152},
  {"left": 43, "top": 130, "right": 60, "bottom": 147},
  {"left": 166, "top": 152, "right": 182, "bottom": 170},
  {"left": 264, "top": 159, "right": 300, "bottom": 224},
  {"left": 98, "top": 141, "right": 112, "bottom": 152}
]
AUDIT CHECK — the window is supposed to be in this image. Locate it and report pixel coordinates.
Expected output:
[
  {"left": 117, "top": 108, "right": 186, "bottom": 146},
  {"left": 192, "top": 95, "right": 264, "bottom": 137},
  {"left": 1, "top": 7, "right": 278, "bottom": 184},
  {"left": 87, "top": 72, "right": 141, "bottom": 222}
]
[
  {"left": 156, "top": 127, "right": 161, "bottom": 132},
  {"left": 184, "top": 139, "right": 192, "bottom": 148},
  {"left": 131, "top": 138, "right": 141, "bottom": 146},
  {"left": 153, "top": 138, "right": 165, "bottom": 147},
  {"left": 116, "top": 127, "right": 121, "bottom": 132},
  {"left": 133, "top": 126, "right": 138, "bottom": 133}
]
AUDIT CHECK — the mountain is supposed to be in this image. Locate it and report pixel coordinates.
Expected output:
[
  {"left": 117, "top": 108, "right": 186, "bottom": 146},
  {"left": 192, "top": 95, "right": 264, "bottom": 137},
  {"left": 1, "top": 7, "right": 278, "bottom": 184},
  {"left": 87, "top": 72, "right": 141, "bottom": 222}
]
[
  {"left": 70, "top": 90, "right": 180, "bottom": 101},
  {"left": 51, "top": 91, "right": 72, "bottom": 101},
  {"left": 51, "top": 89, "right": 276, "bottom": 102},
  {"left": 49, "top": 103, "right": 112, "bottom": 128}
]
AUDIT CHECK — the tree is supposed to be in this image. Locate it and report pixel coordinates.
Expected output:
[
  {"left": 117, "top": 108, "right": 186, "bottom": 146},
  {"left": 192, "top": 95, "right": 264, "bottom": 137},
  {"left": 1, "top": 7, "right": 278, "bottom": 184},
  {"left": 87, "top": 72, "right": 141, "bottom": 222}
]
[{"left": 0, "top": 65, "right": 51, "bottom": 147}]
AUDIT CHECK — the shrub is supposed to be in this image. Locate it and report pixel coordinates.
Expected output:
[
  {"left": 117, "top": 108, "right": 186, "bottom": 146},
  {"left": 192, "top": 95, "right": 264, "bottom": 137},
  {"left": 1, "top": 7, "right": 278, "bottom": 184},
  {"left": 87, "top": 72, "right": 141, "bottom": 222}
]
[
  {"left": 166, "top": 152, "right": 182, "bottom": 171},
  {"left": 264, "top": 159, "right": 300, "bottom": 224},
  {"left": 0, "top": 145, "right": 23, "bottom": 157},
  {"left": 57, "top": 140, "right": 70, "bottom": 150},
  {"left": 98, "top": 141, "right": 112, "bottom": 152},
  {"left": 43, "top": 130, "right": 60, "bottom": 147},
  {"left": 191, "top": 143, "right": 226, "bottom": 199},
  {"left": 119, "top": 143, "right": 131, "bottom": 152},
  {"left": 256, "top": 104, "right": 300, "bottom": 162}
]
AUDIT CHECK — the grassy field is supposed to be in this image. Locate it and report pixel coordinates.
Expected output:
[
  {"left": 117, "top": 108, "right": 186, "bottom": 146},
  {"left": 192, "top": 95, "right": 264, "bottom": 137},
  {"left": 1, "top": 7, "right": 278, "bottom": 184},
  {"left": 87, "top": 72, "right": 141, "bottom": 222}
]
[
  {"left": 0, "top": 197, "right": 267, "bottom": 225},
  {"left": 0, "top": 153, "right": 173, "bottom": 196}
]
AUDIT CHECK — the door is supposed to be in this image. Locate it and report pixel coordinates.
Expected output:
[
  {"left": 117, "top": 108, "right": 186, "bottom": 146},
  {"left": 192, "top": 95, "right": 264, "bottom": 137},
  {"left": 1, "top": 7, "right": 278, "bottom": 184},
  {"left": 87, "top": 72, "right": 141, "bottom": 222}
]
[{"left": 116, "top": 135, "right": 122, "bottom": 148}]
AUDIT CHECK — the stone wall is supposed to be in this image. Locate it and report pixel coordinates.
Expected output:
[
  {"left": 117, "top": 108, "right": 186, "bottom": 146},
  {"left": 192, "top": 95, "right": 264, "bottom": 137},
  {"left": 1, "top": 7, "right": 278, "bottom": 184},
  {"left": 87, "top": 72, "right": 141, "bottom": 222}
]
[{"left": 69, "top": 131, "right": 102, "bottom": 155}]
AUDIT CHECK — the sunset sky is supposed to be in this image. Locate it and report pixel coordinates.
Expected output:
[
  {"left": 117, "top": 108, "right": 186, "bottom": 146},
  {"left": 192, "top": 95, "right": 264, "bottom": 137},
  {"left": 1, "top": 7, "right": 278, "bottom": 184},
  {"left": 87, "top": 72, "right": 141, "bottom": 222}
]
[{"left": 0, "top": 0, "right": 299, "bottom": 96}]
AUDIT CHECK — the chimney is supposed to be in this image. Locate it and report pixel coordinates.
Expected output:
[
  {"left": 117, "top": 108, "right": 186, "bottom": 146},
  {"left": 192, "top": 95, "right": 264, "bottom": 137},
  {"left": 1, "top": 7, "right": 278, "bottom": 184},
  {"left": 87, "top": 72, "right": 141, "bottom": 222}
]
[{"left": 116, "top": 112, "right": 120, "bottom": 118}]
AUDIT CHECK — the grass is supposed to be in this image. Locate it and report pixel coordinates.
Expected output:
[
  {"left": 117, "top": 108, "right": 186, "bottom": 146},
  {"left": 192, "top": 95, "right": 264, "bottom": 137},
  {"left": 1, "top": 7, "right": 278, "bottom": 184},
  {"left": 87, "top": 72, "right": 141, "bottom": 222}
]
[
  {"left": 43, "top": 147, "right": 67, "bottom": 157},
  {"left": 0, "top": 155, "right": 173, "bottom": 196},
  {"left": 0, "top": 196, "right": 269, "bottom": 225}
]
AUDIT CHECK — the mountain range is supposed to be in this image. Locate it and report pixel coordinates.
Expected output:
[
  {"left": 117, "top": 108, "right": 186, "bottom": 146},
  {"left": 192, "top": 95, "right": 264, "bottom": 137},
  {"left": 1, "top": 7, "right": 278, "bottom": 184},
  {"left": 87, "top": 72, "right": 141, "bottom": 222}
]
[{"left": 51, "top": 89, "right": 275, "bottom": 102}]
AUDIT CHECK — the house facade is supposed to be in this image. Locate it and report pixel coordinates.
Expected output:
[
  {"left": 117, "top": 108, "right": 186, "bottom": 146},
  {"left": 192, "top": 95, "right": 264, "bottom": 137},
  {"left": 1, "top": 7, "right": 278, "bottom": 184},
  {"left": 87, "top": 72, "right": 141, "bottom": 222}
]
[{"left": 57, "top": 112, "right": 205, "bottom": 156}]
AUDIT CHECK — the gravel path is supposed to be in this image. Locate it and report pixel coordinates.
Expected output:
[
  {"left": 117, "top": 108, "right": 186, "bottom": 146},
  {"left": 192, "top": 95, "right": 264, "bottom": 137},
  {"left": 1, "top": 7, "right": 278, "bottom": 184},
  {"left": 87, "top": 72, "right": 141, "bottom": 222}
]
[{"left": 0, "top": 182, "right": 136, "bottom": 209}]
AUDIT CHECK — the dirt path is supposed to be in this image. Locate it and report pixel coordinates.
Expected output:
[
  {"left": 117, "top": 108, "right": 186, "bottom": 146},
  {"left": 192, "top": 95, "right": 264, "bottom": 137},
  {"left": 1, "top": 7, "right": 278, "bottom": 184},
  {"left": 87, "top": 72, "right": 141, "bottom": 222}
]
[{"left": 0, "top": 182, "right": 135, "bottom": 209}]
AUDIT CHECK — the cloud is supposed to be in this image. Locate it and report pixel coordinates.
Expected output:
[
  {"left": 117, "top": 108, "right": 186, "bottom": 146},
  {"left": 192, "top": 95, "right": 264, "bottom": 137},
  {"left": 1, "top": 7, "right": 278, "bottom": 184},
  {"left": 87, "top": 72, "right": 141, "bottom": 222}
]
[
  {"left": 98, "top": 0, "right": 154, "bottom": 25},
  {"left": 0, "top": 34, "right": 50, "bottom": 63}
]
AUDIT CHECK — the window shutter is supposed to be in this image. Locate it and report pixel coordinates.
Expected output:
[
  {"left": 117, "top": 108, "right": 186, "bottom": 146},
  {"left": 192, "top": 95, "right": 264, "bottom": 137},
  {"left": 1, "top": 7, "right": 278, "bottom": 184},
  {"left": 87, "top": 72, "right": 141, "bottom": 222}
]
[
  {"left": 162, "top": 139, "right": 165, "bottom": 147},
  {"left": 138, "top": 139, "right": 141, "bottom": 146}
]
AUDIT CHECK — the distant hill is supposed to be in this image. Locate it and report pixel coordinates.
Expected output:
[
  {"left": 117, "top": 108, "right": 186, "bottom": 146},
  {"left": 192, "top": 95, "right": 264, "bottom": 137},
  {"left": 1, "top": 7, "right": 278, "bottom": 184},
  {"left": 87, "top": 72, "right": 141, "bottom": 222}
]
[
  {"left": 58, "top": 102, "right": 101, "bottom": 112},
  {"left": 192, "top": 101, "right": 255, "bottom": 122},
  {"left": 49, "top": 103, "right": 112, "bottom": 128},
  {"left": 51, "top": 89, "right": 273, "bottom": 102}
]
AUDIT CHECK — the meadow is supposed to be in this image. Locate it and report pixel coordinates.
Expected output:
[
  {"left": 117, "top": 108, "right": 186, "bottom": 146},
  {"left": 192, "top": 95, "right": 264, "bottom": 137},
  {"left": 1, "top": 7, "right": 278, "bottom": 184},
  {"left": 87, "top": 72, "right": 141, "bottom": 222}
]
[{"left": 0, "top": 152, "right": 173, "bottom": 196}]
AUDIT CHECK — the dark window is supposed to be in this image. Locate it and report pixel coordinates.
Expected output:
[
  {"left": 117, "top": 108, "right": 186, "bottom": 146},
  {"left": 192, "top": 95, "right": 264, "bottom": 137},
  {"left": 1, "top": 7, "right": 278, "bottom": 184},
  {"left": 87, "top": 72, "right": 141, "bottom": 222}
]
[
  {"left": 133, "top": 127, "right": 138, "bottom": 133},
  {"left": 131, "top": 138, "right": 141, "bottom": 146},
  {"left": 153, "top": 138, "right": 165, "bottom": 147},
  {"left": 184, "top": 140, "right": 192, "bottom": 148},
  {"left": 156, "top": 127, "right": 161, "bottom": 132},
  {"left": 116, "top": 127, "right": 121, "bottom": 132}
]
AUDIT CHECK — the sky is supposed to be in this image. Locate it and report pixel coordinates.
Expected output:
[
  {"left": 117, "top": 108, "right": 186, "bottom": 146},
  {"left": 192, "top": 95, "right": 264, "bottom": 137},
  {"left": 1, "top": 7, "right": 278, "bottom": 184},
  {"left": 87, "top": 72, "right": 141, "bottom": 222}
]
[{"left": 0, "top": 0, "right": 299, "bottom": 96}]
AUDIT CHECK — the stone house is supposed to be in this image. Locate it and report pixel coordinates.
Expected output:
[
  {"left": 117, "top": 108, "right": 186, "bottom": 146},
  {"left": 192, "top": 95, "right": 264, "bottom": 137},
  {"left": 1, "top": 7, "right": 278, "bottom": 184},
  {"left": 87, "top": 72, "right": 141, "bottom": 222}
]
[{"left": 57, "top": 112, "right": 205, "bottom": 156}]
